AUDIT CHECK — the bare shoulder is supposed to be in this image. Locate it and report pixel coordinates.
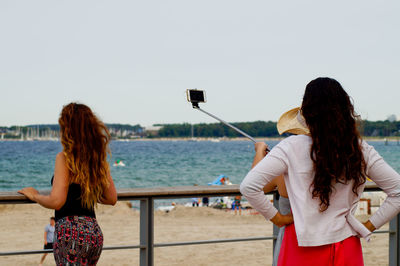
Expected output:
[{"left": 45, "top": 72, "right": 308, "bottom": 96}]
[
  {"left": 56, "top": 152, "right": 67, "bottom": 162},
  {"left": 54, "top": 152, "right": 69, "bottom": 183},
  {"left": 55, "top": 152, "right": 68, "bottom": 170}
]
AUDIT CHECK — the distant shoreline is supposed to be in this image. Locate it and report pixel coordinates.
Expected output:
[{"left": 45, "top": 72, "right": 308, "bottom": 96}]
[
  {"left": 1, "top": 136, "right": 399, "bottom": 142},
  {"left": 0, "top": 137, "right": 282, "bottom": 142}
]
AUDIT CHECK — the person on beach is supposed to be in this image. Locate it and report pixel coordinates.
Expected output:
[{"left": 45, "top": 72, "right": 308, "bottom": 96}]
[
  {"left": 240, "top": 77, "right": 400, "bottom": 265},
  {"left": 192, "top": 197, "right": 199, "bottom": 207},
  {"left": 39, "top": 217, "right": 55, "bottom": 266},
  {"left": 233, "top": 195, "right": 242, "bottom": 215},
  {"left": 202, "top": 196, "right": 209, "bottom": 207},
  {"left": 19, "top": 103, "right": 117, "bottom": 265}
]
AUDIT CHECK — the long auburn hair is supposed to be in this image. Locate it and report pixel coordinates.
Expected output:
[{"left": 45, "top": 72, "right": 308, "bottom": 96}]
[
  {"left": 301, "top": 78, "right": 366, "bottom": 212},
  {"left": 59, "top": 103, "right": 111, "bottom": 210}
]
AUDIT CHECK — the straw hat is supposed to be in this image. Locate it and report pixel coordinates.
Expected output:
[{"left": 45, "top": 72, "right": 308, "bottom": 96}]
[{"left": 277, "top": 107, "right": 310, "bottom": 135}]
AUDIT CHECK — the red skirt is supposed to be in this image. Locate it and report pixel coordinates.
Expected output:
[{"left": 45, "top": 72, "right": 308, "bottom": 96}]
[{"left": 278, "top": 223, "right": 364, "bottom": 266}]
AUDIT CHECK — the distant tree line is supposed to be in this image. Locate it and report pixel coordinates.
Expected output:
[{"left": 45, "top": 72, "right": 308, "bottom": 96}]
[
  {"left": 1, "top": 120, "right": 400, "bottom": 138},
  {"left": 361, "top": 120, "right": 400, "bottom": 137},
  {"left": 157, "top": 120, "right": 400, "bottom": 138},
  {"left": 158, "top": 121, "right": 283, "bottom": 138}
]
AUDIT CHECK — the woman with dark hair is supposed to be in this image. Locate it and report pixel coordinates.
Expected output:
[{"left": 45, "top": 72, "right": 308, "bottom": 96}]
[
  {"left": 240, "top": 78, "right": 400, "bottom": 265},
  {"left": 19, "top": 103, "right": 117, "bottom": 265}
]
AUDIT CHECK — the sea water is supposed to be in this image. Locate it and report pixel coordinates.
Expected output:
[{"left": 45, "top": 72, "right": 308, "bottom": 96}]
[
  {"left": 1, "top": 140, "right": 399, "bottom": 206},
  {"left": 0, "top": 140, "right": 261, "bottom": 190}
]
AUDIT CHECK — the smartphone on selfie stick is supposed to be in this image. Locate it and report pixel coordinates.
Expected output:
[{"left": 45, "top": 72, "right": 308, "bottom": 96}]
[{"left": 186, "top": 89, "right": 270, "bottom": 152}]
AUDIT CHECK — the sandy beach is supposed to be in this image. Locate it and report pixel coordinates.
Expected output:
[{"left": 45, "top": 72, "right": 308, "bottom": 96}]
[{"left": 0, "top": 202, "right": 389, "bottom": 266}]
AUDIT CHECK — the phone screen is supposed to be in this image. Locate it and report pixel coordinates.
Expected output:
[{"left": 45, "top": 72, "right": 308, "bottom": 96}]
[{"left": 189, "top": 90, "right": 205, "bottom": 102}]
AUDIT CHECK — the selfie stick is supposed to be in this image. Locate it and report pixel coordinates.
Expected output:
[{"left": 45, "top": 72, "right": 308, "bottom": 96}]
[{"left": 193, "top": 105, "right": 257, "bottom": 143}]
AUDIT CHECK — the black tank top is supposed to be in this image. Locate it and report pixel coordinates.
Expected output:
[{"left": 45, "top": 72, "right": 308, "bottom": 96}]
[{"left": 51, "top": 176, "right": 96, "bottom": 222}]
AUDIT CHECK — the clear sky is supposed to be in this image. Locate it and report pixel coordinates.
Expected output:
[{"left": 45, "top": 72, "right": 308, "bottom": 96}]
[{"left": 1, "top": 1, "right": 399, "bottom": 127}]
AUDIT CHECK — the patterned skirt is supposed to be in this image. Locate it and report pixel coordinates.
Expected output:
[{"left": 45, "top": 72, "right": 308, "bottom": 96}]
[{"left": 53, "top": 216, "right": 103, "bottom": 266}]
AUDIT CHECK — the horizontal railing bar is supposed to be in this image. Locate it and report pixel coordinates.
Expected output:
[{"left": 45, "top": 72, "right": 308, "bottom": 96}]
[
  {"left": 0, "top": 245, "right": 146, "bottom": 257},
  {"left": 154, "top": 236, "right": 275, "bottom": 247},
  {"left": 0, "top": 249, "right": 53, "bottom": 256},
  {"left": 0, "top": 245, "right": 145, "bottom": 256},
  {"left": 0, "top": 182, "right": 380, "bottom": 203},
  {"left": 1, "top": 227, "right": 392, "bottom": 257},
  {"left": 0, "top": 186, "right": 242, "bottom": 203},
  {"left": 103, "top": 244, "right": 144, "bottom": 250},
  {"left": 373, "top": 230, "right": 391, "bottom": 234},
  {"left": 154, "top": 230, "right": 397, "bottom": 248},
  {"left": 0, "top": 236, "right": 275, "bottom": 256}
]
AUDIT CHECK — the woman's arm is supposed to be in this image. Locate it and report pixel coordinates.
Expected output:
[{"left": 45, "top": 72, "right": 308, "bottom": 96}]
[
  {"left": 252, "top": 143, "right": 280, "bottom": 194},
  {"left": 263, "top": 177, "right": 278, "bottom": 193},
  {"left": 100, "top": 170, "right": 117, "bottom": 205},
  {"left": 44, "top": 231, "right": 48, "bottom": 245},
  {"left": 251, "top": 142, "right": 268, "bottom": 168},
  {"left": 19, "top": 152, "right": 69, "bottom": 210},
  {"left": 363, "top": 143, "right": 400, "bottom": 232},
  {"left": 241, "top": 142, "right": 293, "bottom": 227},
  {"left": 252, "top": 142, "right": 280, "bottom": 193}
]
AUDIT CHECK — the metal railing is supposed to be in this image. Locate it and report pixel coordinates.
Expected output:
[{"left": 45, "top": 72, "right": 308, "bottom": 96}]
[{"left": 0, "top": 184, "right": 399, "bottom": 266}]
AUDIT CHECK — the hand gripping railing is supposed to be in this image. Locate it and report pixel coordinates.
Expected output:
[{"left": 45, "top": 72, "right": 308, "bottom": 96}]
[{"left": 0, "top": 183, "right": 399, "bottom": 266}]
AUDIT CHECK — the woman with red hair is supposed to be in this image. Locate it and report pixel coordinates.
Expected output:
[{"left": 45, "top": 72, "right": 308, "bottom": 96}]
[{"left": 20, "top": 103, "right": 117, "bottom": 265}]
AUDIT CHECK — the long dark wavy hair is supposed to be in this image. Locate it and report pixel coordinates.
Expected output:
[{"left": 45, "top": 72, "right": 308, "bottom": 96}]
[{"left": 301, "top": 77, "right": 366, "bottom": 212}]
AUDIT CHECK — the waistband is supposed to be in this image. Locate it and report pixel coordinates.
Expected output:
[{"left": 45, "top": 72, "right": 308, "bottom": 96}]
[{"left": 56, "top": 215, "right": 98, "bottom": 224}]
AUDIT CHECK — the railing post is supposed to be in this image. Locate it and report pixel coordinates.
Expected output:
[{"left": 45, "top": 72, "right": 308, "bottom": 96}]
[
  {"left": 272, "top": 192, "right": 279, "bottom": 256},
  {"left": 140, "top": 198, "right": 154, "bottom": 266},
  {"left": 389, "top": 213, "right": 400, "bottom": 266}
]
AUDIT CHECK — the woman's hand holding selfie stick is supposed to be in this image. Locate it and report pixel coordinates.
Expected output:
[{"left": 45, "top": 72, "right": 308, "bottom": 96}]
[{"left": 251, "top": 142, "right": 269, "bottom": 168}]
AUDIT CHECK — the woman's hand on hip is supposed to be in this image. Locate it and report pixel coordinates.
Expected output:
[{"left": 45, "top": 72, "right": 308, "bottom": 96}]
[
  {"left": 270, "top": 212, "right": 294, "bottom": 228},
  {"left": 363, "top": 220, "right": 376, "bottom": 232},
  {"left": 18, "top": 187, "right": 39, "bottom": 202}
]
